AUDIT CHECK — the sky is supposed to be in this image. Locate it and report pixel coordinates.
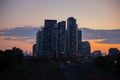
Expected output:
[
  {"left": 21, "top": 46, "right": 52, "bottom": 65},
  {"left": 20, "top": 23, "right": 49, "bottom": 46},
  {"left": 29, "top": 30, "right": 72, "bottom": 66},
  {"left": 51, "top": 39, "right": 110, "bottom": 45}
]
[{"left": 0, "top": 0, "right": 120, "bottom": 54}]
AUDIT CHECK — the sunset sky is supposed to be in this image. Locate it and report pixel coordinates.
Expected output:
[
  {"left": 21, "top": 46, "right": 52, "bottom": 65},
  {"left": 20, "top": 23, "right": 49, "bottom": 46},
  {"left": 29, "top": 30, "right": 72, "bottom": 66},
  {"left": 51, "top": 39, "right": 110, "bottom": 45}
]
[{"left": 0, "top": 0, "right": 120, "bottom": 54}]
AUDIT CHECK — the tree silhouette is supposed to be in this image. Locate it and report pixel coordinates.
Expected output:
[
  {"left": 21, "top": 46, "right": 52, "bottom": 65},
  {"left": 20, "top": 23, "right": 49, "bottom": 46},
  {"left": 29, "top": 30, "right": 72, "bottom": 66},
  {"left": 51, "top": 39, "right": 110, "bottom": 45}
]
[
  {"left": 0, "top": 47, "right": 24, "bottom": 72},
  {"left": 12, "top": 47, "right": 24, "bottom": 65}
]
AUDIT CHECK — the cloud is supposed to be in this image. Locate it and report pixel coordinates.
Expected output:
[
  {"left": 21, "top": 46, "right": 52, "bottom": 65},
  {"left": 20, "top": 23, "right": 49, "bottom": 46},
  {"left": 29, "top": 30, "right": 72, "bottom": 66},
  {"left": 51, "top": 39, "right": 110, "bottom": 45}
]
[
  {"left": 4, "top": 37, "right": 35, "bottom": 44},
  {"left": 0, "top": 27, "right": 120, "bottom": 44},
  {"left": 81, "top": 28, "right": 120, "bottom": 44},
  {"left": 0, "top": 27, "right": 40, "bottom": 44},
  {"left": 0, "top": 27, "right": 39, "bottom": 38}
]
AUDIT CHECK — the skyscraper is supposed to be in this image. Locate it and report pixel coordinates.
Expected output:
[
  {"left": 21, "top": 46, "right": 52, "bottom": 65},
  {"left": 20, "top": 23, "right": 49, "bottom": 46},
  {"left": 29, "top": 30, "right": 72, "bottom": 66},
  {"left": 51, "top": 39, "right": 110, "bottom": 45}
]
[
  {"left": 36, "top": 28, "right": 43, "bottom": 55},
  {"left": 57, "top": 21, "right": 66, "bottom": 54},
  {"left": 52, "top": 27, "right": 59, "bottom": 53},
  {"left": 78, "top": 29, "right": 82, "bottom": 53},
  {"left": 33, "top": 44, "right": 36, "bottom": 56},
  {"left": 67, "top": 17, "right": 78, "bottom": 53},
  {"left": 43, "top": 20, "right": 57, "bottom": 52}
]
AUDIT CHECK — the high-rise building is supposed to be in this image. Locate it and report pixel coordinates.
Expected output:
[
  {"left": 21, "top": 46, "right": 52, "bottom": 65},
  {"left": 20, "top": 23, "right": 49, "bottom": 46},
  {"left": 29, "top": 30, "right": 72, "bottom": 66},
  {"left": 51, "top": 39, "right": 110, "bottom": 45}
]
[
  {"left": 78, "top": 29, "right": 82, "bottom": 53},
  {"left": 33, "top": 44, "right": 36, "bottom": 56},
  {"left": 57, "top": 21, "right": 66, "bottom": 54},
  {"left": 81, "top": 41, "right": 91, "bottom": 54},
  {"left": 34, "top": 17, "right": 92, "bottom": 58},
  {"left": 67, "top": 17, "right": 78, "bottom": 53},
  {"left": 65, "top": 29, "right": 70, "bottom": 54},
  {"left": 43, "top": 20, "right": 57, "bottom": 52},
  {"left": 36, "top": 28, "right": 43, "bottom": 55},
  {"left": 52, "top": 27, "right": 59, "bottom": 53}
]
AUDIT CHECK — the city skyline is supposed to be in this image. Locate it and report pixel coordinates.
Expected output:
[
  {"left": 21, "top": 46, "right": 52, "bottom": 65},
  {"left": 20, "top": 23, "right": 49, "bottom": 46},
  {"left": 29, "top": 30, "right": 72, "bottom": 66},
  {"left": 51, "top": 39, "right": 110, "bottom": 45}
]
[
  {"left": 34, "top": 17, "right": 83, "bottom": 56},
  {"left": 0, "top": 23, "right": 120, "bottom": 54},
  {"left": 0, "top": 0, "right": 120, "bottom": 54}
]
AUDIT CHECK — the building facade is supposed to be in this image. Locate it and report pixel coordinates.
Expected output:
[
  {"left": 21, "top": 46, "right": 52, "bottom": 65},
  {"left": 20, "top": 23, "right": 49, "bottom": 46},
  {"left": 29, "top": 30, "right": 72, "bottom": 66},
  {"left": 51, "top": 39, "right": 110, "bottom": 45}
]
[
  {"left": 78, "top": 29, "right": 82, "bottom": 53},
  {"left": 67, "top": 17, "right": 78, "bottom": 53},
  {"left": 57, "top": 21, "right": 66, "bottom": 54},
  {"left": 33, "top": 44, "right": 36, "bottom": 56},
  {"left": 52, "top": 27, "right": 59, "bottom": 53},
  {"left": 81, "top": 41, "right": 91, "bottom": 55},
  {"left": 36, "top": 29, "right": 43, "bottom": 55},
  {"left": 43, "top": 20, "right": 57, "bottom": 52}
]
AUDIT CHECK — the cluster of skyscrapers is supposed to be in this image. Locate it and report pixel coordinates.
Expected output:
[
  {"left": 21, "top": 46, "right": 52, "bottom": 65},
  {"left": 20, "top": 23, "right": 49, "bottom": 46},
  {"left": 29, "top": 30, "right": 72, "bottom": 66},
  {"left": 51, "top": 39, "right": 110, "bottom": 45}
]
[{"left": 33, "top": 17, "right": 91, "bottom": 57}]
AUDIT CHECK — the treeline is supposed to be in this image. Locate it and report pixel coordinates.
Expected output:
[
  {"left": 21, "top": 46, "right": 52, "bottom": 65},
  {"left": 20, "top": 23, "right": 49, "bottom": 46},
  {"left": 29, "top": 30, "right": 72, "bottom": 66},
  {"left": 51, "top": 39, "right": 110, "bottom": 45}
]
[
  {"left": 93, "top": 54, "right": 120, "bottom": 77},
  {"left": 0, "top": 47, "right": 24, "bottom": 72}
]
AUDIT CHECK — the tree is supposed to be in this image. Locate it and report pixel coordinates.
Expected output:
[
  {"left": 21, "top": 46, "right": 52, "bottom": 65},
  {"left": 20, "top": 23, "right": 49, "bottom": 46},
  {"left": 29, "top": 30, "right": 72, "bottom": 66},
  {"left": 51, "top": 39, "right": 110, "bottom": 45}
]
[
  {"left": 0, "top": 47, "right": 24, "bottom": 72},
  {"left": 0, "top": 50, "right": 6, "bottom": 71},
  {"left": 12, "top": 47, "right": 24, "bottom": 65}
]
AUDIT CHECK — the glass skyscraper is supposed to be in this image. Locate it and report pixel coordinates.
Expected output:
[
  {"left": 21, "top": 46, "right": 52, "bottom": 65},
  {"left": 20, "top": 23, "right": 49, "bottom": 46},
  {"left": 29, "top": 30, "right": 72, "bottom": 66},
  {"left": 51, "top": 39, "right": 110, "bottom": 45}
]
[
  {"left": 43, "top": 20, "right": 57, "bottom": 52},
  {"left": 36, "top": 29, "right": 43, "bottom": 55},
  {"left": 67, "top": 17, "right": 78, "bottom": 53},
  {"left": 57, "top": 21, "right": 66, "bottom": 54}
]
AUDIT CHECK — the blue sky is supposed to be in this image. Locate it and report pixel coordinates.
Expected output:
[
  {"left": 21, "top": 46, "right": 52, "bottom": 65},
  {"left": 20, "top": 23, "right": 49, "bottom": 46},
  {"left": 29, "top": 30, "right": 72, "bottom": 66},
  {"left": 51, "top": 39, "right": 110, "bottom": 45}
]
[{"left": 1, "top": 0, "right": 120, "bottom": 29}]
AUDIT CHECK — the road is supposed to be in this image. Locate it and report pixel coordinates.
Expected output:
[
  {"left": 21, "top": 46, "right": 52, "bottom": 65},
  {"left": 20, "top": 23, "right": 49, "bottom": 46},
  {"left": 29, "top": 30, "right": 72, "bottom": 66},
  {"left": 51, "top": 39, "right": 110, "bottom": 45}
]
[
  {"left": 17, "top": 61, "right": 119, "bottom": 80},
  {"left": 17, "top": 61, "right": 66, "bottom": 80},
  {"left": 63, "top": 62, "right": 118, "bottom": 80}
]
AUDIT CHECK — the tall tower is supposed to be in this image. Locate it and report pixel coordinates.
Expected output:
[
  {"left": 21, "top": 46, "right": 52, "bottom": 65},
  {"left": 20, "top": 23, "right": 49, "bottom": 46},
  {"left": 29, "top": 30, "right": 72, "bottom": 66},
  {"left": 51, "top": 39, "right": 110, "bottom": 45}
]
[
  {"left": 36, "top": 28, "right": 43, "bottom": 55},
  {"left": 43, "top": 20, "right": 57, "bottom": 52},
  {"left": 52, "top": 27, "right": 59, "bottom": 53},
  {"left": 67, "top": 17, "right": 78, "bottom": 53},
  {"left": 33, "top": 44, "right": 36, "bottom": 56},
  {"left": 78, "top": 29, "right": 82, "bottom": 53},
  {"left": 58, "top": 21, "right": 66, "bottom": 54}
]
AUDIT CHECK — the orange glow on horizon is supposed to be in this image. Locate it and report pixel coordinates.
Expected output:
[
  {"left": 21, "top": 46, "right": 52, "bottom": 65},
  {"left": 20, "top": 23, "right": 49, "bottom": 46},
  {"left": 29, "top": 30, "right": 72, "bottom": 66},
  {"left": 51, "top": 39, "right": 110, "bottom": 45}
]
[
  {"left": 0, "top": 36, "right": 33, "bottom": 53},
  {"left": 0, "top": 36, "right": 120, "bottom": 54},
  {"left": 88, "top": 40, "right": 120, "bottom": 54}
]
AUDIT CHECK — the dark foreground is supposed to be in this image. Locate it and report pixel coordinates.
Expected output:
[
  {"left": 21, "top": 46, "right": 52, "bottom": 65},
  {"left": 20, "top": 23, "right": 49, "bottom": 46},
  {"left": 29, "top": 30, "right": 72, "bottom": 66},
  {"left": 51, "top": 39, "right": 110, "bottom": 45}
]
[{"left": 17, "top": 61, "right": 119, "bottom": 80}]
